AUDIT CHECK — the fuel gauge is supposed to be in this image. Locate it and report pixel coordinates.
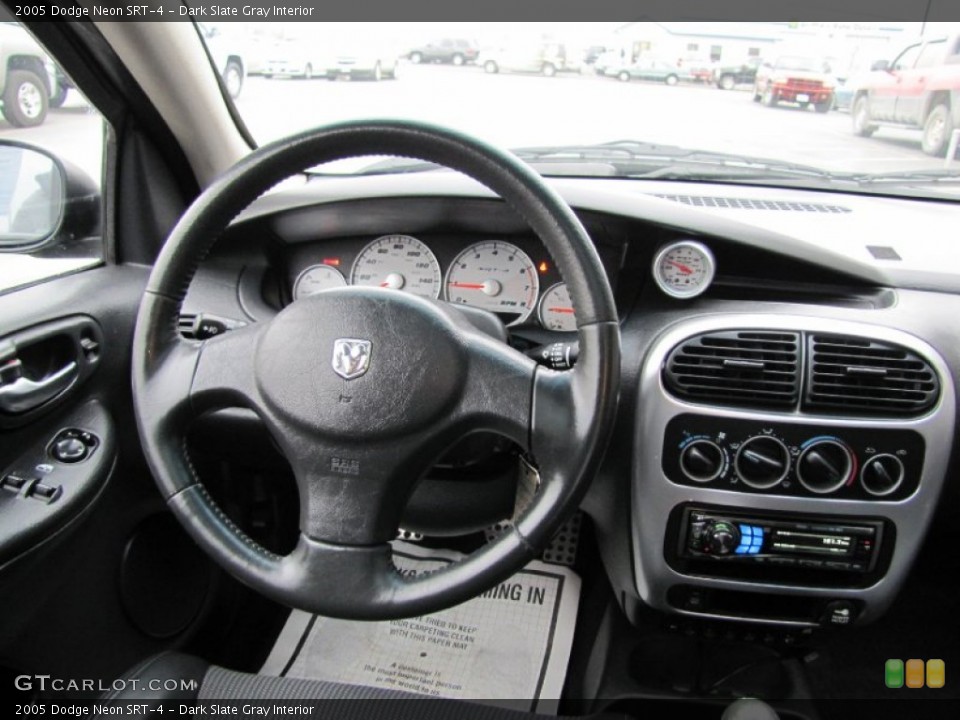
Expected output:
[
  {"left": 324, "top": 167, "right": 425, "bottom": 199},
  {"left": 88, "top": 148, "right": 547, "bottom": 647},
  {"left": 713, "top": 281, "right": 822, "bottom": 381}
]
[{"left": 653, "top": 240, "right": 716, "bottom": 299}]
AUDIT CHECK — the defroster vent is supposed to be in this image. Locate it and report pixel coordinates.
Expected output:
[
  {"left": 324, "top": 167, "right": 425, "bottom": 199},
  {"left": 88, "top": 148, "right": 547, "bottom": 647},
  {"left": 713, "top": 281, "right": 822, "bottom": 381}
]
[
  {"left": 664, "top": 331, "right": 800, "bottom": 409},
  {"left": 805, "top": 334, "right": 939, "bottom": 416}
]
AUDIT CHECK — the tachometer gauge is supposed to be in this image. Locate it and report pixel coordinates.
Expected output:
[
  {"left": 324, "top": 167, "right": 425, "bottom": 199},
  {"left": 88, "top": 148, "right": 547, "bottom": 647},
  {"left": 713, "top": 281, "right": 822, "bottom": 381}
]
[
  {"left": 445, "top": 241, "right": 539, "bottom": 325},
  {"left": 538, "top": 282, "right": 577, "bottom": 331},
  {"left": 652, "top": 240, "right": 716, "bottom": 299},
  {"left": 350, "top": 234, "right": 441, "bottom": 298},
  {"left": 292, "top": 264, "right": 347, "bottom": 299}
]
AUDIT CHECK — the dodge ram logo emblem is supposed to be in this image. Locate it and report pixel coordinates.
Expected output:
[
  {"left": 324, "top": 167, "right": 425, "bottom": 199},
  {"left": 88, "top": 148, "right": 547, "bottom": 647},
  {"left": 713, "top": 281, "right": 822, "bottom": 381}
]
[{"left": 331, "top": 338, "right": 371, "bottom": 380}]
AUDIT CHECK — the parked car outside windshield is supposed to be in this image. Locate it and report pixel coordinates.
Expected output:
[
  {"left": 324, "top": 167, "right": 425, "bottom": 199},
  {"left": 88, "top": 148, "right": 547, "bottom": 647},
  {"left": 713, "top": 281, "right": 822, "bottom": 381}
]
[{"left": 188, "top": 21, "right": 960, "bottom": 195}]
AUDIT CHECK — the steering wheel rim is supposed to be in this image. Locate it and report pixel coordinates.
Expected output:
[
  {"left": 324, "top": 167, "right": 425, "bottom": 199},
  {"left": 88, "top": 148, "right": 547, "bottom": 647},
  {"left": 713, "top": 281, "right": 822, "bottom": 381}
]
[{"left": 132, "top": 119, "right": 620, "bottom": 620}]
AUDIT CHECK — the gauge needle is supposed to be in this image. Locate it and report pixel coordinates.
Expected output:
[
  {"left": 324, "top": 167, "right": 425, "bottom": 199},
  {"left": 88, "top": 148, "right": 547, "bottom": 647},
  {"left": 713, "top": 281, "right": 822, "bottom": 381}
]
[
  {"left": 548, "top": 307, "right": 575, "bottom": 314},
  {"left": 667, "top": 260, "right": 694, "bottom": 275},
  {"left": 450, "top": 280, "right": 503, "bottom": 297}
]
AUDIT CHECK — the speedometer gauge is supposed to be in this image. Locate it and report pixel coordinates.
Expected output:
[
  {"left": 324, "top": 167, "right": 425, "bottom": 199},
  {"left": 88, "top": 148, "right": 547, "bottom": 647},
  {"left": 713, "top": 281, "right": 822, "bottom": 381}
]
[
  {"left": 293, "top": 264, "right": 347, "bottom": 299},
  {"left": 652, "top": 240, "right": 716, "bottom": 299},
  {"left": 350, "top": 234, "right": 441, "bottom": 298},
  {"left": 445, "top": 241, "right": 539, "bottom": 325},
  {"left": 538, "top": 282, "right": 577, "bottom": 331}
]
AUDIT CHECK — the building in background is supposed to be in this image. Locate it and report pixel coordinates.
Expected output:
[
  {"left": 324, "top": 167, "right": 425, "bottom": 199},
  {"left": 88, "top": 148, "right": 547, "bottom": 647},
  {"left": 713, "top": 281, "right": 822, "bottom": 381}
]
[{"left": 606, "top": 22, "right": 919, "bottom": 77}]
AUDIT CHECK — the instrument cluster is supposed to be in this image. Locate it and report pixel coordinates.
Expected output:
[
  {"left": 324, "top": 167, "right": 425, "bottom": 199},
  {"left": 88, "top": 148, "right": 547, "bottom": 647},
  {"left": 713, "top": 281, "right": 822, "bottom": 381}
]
[{"left": 287, "top": 233, "right": 579, "bottom": 331}]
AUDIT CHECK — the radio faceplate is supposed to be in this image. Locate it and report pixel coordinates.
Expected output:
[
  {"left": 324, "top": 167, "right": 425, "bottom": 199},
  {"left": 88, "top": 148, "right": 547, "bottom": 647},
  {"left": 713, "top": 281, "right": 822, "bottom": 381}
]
[{"left": 666, "top": 504, "right": 894, "bottom": 589}]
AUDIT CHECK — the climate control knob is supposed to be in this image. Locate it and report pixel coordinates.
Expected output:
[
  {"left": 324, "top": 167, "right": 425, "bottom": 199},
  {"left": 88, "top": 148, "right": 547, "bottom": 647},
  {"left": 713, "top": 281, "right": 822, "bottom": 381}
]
[
  {"left": 680, "top": 440, "right": 725, "bottom": 483},
  {"left": 702, "top": 520, "right": 741, "bottom": 556},
  {"left": 797, "top": 440, "right": 854, "bottom": 494},
  {"left": 735, "top": 436, "right": 790, "bottom": 489},
  {"left": 860, "top": 454, "right": 905, "bottom": 497}
]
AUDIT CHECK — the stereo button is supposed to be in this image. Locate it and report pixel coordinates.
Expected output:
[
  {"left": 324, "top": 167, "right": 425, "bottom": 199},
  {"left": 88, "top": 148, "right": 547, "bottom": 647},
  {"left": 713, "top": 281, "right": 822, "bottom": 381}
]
[{"left": 702, "top": 520, "right": 741, "bottom": 556}]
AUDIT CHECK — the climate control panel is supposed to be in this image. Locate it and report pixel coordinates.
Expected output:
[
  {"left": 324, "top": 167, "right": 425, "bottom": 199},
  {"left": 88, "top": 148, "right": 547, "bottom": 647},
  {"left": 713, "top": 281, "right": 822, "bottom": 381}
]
[{"left": 663, "top": 414, "right": 924, "bottom": 501}]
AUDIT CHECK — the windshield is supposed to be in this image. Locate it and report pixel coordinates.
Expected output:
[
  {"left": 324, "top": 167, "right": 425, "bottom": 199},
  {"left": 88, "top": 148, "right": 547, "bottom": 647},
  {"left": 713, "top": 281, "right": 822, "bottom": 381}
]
[{"left": 199, "top": 20, "right": 960, "bottom": 197}]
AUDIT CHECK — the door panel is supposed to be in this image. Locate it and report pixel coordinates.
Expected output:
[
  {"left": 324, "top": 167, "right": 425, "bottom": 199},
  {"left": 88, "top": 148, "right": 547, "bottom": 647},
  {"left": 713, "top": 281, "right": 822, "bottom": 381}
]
[{"left": 0, "top": 265, "right": 216, "bottom": 685}]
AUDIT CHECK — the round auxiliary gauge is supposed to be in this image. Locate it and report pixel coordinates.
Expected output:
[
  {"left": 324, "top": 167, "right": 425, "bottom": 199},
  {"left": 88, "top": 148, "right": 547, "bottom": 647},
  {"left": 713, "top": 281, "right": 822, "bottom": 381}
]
[
  {"left": 350, "top": 234, "right": 441, "bottom": 298},
  {"left": 538, "top": 282, "right": 577, "bottom": 332},
  {"left": 445, "top": 241, "right": 540, "bottom": 325},
  {"left": 652, "top": 240, "right": 716, "bottom": 299},
  {"left": 292, "top": 264, "right": 347, "bottom": 300}
]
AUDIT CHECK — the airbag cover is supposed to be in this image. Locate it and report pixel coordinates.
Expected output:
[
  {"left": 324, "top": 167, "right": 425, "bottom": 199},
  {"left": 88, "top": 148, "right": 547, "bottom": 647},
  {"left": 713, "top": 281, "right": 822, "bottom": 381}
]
[{"left": 255, "top": 287, "right": 465, "bottom": 438}]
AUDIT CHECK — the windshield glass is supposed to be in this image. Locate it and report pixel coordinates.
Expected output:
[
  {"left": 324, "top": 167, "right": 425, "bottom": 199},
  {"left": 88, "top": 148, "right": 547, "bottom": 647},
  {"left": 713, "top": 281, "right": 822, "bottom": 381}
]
[
  {"left": 774, "top": 56, "right": 823, "bottom": 72},
  {"left": 200, "top": 20, "right": 960, "bottom": 195}
]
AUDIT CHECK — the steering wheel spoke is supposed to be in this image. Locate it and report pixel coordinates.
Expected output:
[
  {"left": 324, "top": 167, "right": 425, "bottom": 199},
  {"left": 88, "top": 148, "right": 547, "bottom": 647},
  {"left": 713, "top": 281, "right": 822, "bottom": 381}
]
[
  {"left": 190, "top": 321, "right": 265, "bottom": 413},
  {"left": 286, "top": 430, "right": 448, "bottom": 546},
  {"left": 456, "top": 324, "right": 539, "bottom": 451}
]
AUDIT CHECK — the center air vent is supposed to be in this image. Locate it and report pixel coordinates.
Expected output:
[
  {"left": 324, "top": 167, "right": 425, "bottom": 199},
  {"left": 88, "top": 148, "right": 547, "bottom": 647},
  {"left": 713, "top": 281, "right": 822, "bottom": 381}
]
[
  {"left": 664, "top": 331, "right": 800, "bottom": 409},
  {"left": 805, "top": 335, "right": 939, "bottom": 416}
]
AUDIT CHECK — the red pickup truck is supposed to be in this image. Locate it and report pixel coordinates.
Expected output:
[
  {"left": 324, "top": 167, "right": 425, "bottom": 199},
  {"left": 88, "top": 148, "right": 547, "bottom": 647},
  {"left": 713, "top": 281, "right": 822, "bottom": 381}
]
[
  {"left": 852, "top": 35, "right": 960, "bottom": 156},
  {"left": 752, "top": 55, "right": 835, "bottom": 112}
]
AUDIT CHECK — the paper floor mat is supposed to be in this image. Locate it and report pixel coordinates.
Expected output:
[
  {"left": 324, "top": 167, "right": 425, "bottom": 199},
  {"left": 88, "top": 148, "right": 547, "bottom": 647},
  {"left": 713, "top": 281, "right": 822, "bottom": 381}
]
[{"left": 261, "top": 541, "right": 581, "bottom": 713}]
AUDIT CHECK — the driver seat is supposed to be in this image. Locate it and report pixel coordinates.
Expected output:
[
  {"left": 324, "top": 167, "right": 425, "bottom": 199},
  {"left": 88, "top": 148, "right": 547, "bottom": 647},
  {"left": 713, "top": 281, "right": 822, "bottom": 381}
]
[{"left": 104, "top": 652, "right": 780, "bottom": 720}]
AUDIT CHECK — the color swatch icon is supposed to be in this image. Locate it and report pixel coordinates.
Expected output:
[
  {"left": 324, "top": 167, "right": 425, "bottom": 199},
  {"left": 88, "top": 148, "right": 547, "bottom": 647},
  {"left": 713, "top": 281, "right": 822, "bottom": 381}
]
[
  {"left": 927, "top": 659, "right": 945, "bottom": 689},
  {"left": 905, "top": 659, "right": 925, "bottom": 688},
  {"left": 885, "top": 659, "right": 903, "bottom": 688},
  {"left": 885, "top": 658, "right": 945, "bottom": 688}
]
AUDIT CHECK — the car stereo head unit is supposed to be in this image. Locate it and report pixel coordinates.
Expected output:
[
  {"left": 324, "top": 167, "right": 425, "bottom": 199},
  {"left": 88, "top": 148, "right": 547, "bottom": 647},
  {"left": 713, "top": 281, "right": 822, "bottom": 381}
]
[{"left": 681, "top": 507, "right": 883, "bottom": 573}]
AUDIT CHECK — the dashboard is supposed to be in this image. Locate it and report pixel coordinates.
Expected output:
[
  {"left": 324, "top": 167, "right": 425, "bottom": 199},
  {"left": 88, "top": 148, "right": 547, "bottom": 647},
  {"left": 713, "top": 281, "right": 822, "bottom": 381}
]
[{"left": 182, "top": 173, "right": 960, "bottom": 632}]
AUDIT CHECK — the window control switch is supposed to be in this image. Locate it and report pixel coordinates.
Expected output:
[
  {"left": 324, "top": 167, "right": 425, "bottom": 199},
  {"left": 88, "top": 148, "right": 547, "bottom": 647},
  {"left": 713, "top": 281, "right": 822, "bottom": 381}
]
[
  {"left": 1, "top": 473, "right": 31, "bottom": 493},
  {"left": 28, "top": 482, "right": 61, "bottom": 503}
]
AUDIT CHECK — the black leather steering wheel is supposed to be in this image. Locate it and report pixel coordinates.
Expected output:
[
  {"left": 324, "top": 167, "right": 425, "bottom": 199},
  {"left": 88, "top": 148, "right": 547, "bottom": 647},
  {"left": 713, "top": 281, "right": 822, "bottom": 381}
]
[{"left": 132, "top": 120, "right": 620, "bottom": 620}]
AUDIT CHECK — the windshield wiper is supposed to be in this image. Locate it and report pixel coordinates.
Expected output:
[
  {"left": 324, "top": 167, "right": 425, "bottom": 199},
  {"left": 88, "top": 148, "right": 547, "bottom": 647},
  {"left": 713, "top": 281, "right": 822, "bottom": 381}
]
[
  {"left": 512, "top": 141, "right": 853, "bottom": 183},
  {"left": 345, "top": 140, "right": 852, "bottom": 184},
  {"left": 848, "top": 168, "right": 960, "bottom": 186},
  {"left": 332, "top": 141, "right": 960, "bottom": 191}
]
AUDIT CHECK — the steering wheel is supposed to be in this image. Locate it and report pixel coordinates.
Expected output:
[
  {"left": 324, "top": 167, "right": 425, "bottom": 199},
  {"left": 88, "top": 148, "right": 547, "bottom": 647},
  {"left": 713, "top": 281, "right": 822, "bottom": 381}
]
[{"left": 132, "top": 120, "right": 620, "bottom": 620}]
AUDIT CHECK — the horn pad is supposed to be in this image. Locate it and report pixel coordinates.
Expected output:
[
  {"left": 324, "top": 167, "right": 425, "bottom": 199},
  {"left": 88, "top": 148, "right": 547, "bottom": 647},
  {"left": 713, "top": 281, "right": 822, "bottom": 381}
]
[{"left": 255, "top": 287, "right": 466, "bottom": 439}]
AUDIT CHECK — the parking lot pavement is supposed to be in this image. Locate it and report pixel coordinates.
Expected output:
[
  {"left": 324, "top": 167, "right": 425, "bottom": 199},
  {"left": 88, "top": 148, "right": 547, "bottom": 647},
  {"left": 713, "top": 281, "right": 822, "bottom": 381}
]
[{"left": 1, "top": 64, "right": 955, "bottom": 186}]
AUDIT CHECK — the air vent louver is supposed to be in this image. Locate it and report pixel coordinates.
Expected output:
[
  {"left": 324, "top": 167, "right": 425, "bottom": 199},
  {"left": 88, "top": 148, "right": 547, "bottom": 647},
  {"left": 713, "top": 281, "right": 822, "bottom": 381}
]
[
  {"left": 805, "top": 335, "right": 939, "bottom": 416},
  {"left": 664, "top": 331, "right": 800, "bottom": 408}
]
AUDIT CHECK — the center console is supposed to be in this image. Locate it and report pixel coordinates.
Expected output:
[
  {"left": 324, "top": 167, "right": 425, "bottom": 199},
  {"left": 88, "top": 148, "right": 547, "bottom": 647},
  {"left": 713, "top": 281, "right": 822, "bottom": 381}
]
[{"left": 633, "top": 315, "right": 954, "bottom": 626}]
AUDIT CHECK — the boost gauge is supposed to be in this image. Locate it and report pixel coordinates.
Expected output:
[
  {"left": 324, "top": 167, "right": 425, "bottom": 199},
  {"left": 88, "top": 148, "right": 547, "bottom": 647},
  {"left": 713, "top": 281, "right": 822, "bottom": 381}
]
[{"left": 653, "top": 240, "right": 716, "bottom": 299}]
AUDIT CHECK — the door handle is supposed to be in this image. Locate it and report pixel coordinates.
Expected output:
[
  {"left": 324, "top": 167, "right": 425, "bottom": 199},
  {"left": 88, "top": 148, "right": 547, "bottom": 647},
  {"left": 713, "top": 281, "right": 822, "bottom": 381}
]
[{"left": 0, "top": 361, "right": 78, "bottom": 414}]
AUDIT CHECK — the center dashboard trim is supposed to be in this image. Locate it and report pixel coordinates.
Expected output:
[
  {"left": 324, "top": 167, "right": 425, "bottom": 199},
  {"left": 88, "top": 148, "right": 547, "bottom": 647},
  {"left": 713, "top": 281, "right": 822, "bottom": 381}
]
[{"left": 632, "top": 313, "right": 956, "bottom": 624}]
